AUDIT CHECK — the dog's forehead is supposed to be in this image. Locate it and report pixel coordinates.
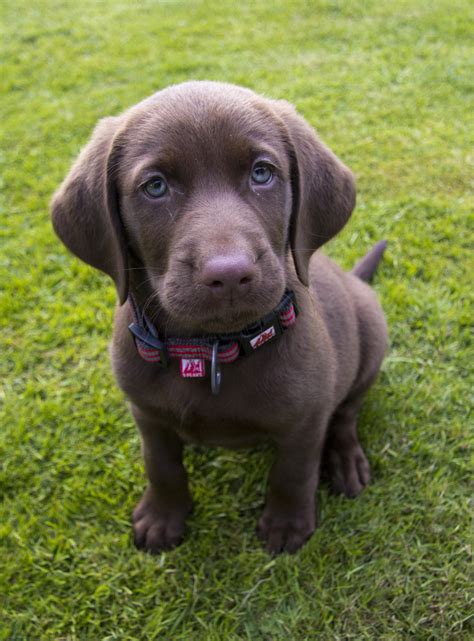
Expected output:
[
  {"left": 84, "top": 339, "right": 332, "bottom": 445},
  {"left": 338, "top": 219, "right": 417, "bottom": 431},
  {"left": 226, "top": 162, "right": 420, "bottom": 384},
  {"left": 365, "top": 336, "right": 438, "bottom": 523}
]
[{"left": 121, "top": 82, "right": 285, "bottom": 161}]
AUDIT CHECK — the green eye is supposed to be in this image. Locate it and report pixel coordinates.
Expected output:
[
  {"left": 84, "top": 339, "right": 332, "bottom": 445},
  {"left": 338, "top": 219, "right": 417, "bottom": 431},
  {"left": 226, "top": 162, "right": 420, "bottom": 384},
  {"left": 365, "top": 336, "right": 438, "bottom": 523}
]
[
  {"left": 143, "top": 176, "right": 168, "bottom": 198},
  {"left": 251, "top": 163, "right": 274, "bottom": 185}
]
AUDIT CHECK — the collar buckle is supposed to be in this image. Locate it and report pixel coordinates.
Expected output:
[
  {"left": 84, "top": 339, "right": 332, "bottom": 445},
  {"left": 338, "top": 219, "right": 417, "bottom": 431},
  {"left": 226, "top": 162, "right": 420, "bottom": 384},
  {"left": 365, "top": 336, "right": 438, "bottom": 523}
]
[{"left": 128, "top": 323, "right": 169, "bottom": 367}]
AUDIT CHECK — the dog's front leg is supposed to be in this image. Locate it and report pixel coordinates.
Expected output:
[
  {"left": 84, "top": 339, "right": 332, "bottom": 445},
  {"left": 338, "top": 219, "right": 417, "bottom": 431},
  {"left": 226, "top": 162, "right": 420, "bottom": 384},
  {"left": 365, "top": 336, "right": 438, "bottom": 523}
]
[
  {"left": 257, "top": 414, "right": 329, "bottom": 554},
  {"left": 131, "top": 404, "right": 193, "bottom": 553}
]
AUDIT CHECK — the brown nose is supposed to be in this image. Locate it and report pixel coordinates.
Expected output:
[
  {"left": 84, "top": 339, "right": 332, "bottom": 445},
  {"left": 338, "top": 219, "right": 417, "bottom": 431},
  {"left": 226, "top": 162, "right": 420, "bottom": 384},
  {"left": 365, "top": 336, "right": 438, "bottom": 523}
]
[{"left": 201, "top": 254, "right": 255, "bottom": 297}]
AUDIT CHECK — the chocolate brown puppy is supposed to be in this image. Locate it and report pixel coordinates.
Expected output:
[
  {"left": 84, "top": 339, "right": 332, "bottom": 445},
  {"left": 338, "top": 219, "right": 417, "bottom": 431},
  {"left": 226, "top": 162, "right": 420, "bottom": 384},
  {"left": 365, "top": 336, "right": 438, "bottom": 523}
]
[{"left": 51, "top": 81, "right": 387, "bottom": 554}]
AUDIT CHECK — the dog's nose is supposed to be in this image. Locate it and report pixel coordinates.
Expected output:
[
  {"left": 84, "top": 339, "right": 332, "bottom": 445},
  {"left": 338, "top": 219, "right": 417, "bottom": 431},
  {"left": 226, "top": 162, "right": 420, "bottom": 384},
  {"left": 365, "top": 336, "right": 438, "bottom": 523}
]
[{"left": 201, "top": 254, "right": 255, "bottom": 297}]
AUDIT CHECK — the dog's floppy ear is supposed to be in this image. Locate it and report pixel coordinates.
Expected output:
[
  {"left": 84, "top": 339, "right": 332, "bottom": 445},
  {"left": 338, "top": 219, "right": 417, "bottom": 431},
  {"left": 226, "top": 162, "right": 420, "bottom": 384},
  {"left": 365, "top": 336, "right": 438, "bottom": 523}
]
[
  {"left": 51, "top": 116, "right": 129, "bottom": 304},
  {"left": 273, "top": 101, "right": 356, "bottom": 285}
]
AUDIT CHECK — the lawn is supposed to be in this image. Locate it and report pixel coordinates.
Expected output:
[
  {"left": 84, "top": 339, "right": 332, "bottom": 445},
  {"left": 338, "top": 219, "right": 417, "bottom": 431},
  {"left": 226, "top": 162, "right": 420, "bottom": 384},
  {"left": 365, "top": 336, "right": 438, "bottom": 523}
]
[{"left": 1, "top": 0, "right": 472, "bottom": 639}]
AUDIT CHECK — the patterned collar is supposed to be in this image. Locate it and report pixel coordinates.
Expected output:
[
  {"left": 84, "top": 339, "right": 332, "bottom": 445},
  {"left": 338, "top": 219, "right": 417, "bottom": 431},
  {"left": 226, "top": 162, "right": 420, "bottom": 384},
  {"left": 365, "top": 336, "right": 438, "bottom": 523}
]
[{"left": 128, "top": 290, "right": 298, "bottom": 394}]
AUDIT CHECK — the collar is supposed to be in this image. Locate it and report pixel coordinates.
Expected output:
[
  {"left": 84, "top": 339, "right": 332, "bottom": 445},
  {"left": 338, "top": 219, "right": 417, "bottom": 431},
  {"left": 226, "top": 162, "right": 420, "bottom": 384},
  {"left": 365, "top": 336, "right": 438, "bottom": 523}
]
[{"left": 128, "top": 290, "right": 298, "bottom": 395}]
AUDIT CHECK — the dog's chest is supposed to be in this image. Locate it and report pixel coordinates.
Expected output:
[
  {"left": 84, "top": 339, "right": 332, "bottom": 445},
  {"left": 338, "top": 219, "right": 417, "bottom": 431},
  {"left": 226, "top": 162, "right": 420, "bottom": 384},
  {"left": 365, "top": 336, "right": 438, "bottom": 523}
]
[
  {"left": 174, "top": 411, "right": 269, "bottom": 448},
  {"left": 157, "top": 362, "right": 298, "bottom": 448}
]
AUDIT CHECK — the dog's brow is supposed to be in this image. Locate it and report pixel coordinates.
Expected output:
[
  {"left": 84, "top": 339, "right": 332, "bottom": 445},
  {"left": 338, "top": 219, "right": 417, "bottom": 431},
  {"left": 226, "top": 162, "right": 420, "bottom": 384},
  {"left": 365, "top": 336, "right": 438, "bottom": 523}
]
[
  {"left": 127, "top": 153, "right": 180, "bottom": 185},
  {"left": 126, "top": 138, "right": 284, "bottom": 189},
  {"left": 247, "top": 141, "right": 282, "bottom": 162}
]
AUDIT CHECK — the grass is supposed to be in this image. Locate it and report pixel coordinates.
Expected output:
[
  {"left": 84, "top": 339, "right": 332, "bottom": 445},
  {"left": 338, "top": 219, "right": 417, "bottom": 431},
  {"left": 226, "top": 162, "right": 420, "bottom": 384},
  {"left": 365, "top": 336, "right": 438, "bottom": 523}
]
[{"left": 1, "top": 0, "right": 472, "bottom": 638}]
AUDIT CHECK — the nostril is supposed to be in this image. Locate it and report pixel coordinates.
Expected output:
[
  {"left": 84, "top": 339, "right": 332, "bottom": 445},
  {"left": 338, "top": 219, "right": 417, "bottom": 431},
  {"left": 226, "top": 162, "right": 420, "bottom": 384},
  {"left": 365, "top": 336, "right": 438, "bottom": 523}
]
[
  {"left": 209, "top": 280, "right": 224, "bottom": 289},
  {"left": 239, "top": 275, "right": 252, "bottom": 285}
]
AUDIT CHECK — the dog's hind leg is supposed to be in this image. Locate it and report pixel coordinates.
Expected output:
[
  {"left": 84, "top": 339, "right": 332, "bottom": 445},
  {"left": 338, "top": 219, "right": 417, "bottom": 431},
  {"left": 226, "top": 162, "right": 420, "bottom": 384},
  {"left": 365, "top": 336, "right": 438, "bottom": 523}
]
[{"left": 322, "top": 391, "right": 372, "bottom": 498}]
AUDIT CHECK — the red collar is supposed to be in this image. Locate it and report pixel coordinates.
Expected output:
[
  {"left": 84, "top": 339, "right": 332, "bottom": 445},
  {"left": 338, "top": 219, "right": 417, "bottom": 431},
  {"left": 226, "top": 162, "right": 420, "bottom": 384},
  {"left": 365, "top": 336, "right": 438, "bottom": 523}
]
[{"left": 128, "top": 290, "right": 298, "bottom": 394}]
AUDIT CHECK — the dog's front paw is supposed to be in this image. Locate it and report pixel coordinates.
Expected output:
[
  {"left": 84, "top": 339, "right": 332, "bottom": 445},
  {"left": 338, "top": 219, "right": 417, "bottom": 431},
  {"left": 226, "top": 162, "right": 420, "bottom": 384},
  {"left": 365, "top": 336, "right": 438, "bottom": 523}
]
[
  {"left": 132, "top": 487, "right": 193, "bottom": 553},
  {"left": 257, "top": 504, "right": 316, "bottom": 555},
  {"left": 326, "top": 444, "right": 370, "bottom": 498}
]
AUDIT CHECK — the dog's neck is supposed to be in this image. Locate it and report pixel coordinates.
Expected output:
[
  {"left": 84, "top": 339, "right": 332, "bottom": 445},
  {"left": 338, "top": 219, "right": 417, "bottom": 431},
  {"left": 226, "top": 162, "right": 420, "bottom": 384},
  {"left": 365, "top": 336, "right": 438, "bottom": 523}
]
[
  {"left": 126, "top": 251, "right": 303, "bottom": 338},
  {"left": 127, "top": 286, "right": 298, "bottom": 393},
  {"left": 125, "top": 254, "right": 302, "bottom": 394}
]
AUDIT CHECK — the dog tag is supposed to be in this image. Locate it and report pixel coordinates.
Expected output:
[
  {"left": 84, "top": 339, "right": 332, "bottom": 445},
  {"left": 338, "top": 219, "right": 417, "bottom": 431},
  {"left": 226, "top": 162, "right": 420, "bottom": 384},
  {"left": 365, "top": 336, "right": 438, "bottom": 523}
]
[{"left": 180, "top": 358, "right": 205, "bottom": 378}]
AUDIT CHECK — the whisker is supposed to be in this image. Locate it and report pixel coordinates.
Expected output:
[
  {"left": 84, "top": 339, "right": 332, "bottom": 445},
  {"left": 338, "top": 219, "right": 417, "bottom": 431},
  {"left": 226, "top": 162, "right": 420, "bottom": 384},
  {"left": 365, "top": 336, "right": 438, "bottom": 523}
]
[{"left": 124, "top": 266, "right": 161, "bottom": 272}]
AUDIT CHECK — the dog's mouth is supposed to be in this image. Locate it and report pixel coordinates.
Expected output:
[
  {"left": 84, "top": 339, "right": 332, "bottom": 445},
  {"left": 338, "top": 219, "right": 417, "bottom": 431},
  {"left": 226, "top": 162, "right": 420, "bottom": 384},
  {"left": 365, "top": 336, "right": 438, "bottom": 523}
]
[
  {"left": 194, "top": 309, "right": 264, "bottom": 334},
  {"left": 170, "top": 299, "right": 269, "bottom": 334},
  {"left": 161, "top": 289, "right": 284, "bottom": 336}
]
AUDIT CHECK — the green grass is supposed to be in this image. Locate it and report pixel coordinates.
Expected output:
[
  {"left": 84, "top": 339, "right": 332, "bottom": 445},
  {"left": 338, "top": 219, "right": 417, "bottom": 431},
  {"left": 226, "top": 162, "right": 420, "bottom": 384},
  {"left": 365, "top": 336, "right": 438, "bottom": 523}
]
[{"left": 1, "top": 0, "right": 473, "bottom": 639}]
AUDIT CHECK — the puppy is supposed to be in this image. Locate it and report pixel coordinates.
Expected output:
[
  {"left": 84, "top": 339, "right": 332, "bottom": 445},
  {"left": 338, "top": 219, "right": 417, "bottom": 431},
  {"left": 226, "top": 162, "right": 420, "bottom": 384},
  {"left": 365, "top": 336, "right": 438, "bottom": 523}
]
[{"left": 51, "top": 81, "right": 387, "bottom": 554}]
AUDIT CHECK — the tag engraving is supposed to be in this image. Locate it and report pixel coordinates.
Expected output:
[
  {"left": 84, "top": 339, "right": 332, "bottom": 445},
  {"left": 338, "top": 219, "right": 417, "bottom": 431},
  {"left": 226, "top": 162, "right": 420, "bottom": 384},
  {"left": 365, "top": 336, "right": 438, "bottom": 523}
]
[
  {"left": 249, "top": 326, "right": 276, "bottom": 349},
  {"left": 180, "top": 359, "right": 205, "bottom": 378}
]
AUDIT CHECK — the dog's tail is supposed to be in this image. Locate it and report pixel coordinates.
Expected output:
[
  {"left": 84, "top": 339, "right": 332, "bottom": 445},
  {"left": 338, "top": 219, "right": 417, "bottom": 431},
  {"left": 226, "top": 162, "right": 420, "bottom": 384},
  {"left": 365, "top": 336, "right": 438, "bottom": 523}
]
[{"left": 351, "top": 240, "right": 387, "bottom": 283}]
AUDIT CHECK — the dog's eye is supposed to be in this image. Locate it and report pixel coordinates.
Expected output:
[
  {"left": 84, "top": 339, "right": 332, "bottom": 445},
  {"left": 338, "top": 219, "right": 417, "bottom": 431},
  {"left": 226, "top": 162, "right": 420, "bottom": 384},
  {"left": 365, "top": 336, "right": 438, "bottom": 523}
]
[
  {"left": 143, "top": 176, "right": 168, "bottom": 198},
  {"left": 251, "top": 163, "right": 274, "bottom": 185}
]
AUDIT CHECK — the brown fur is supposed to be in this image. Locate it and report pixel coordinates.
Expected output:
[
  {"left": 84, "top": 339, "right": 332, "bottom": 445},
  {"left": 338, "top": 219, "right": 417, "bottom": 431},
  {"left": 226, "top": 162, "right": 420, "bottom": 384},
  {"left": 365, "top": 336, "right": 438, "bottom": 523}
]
[{"left": 51, "top": 81, "right": 387, "bottom": 554}]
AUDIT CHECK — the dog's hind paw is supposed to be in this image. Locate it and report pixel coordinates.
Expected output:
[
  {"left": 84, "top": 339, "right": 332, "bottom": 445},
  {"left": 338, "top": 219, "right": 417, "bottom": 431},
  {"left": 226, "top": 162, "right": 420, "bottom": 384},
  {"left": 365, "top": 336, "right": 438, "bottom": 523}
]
[{"left": 325, "top": 444, "right": 371, "bottom": 498}]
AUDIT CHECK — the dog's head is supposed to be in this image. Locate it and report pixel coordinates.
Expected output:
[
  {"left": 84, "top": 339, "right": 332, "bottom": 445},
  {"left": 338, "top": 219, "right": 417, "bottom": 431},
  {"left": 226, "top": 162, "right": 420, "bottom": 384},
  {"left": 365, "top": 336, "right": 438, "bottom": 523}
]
[{"left": 51, "top": 81, "right": 355, "bottom": 333}]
